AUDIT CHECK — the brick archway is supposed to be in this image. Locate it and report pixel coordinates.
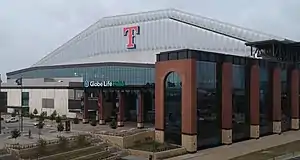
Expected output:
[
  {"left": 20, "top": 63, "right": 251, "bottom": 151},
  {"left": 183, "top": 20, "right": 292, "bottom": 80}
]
[{"left": 155, "top": 59, "right": 197, "bottom": 152}]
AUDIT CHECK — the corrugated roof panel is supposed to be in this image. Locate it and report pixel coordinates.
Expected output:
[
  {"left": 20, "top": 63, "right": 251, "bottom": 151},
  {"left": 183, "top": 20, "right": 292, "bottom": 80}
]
[{"left": 33, "top": 9, "right": 286, "bottom": 67}]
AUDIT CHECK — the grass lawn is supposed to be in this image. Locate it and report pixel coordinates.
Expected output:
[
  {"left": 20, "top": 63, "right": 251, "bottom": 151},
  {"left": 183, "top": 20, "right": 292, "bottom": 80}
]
[
  {"left": 130, "top": 141, "right": 179, "bottom": 152},
  {"left": 231, "top": 140, "right": 300, "bottom": 160}
]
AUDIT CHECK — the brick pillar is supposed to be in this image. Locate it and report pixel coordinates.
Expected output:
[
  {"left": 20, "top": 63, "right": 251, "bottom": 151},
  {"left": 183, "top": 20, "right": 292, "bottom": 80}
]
[
  {"left": 117, "top": 91, "right": 125, "bottom": 127},
  {"left": 220, "top": 61, "right": 233, "bottom": 145},
  {"left": 83, "top": 91, "right": 89, "bottom": 124},
  {"left": 137, "top": 91, "right": 144, "bottom": 129},
  {"left": 98, "top": 90, "right": 105, "bottom": 125},
  {"left": 289, "top": 66, "right": 299, "bottom": 130},
  {"left": 181, "top": 60, "right": 197, "bottom": 153},
  {"left": 249, "top": 60, "right": 260, "bottom": 139},
  {"left": 271, "top": 65, "right": 281, "bottom": 134}
]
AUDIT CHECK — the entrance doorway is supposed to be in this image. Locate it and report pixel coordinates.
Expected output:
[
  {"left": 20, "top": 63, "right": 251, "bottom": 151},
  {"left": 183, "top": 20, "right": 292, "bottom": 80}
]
[{"left": 164, "top": 72, "right": 182, "bottom": 145}]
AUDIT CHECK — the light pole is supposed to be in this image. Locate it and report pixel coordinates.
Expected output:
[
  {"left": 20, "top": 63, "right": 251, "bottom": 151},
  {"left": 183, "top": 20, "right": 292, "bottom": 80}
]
[{"left": 0, "top": 74, "right": 2, "bottom": 134}]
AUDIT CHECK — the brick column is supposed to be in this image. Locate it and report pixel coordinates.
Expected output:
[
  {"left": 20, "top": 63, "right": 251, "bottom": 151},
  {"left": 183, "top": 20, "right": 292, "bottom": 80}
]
[
  {"left": 249, "top": 60, "right": 260, "bottom": 139},
  {"left": 117, "top": 91, "right": 125, "bottom": 127},
  {"left": 270, "top": 65, "right": 281, "bottom": 134},
  {"left": 181, "top": 60, "right": 197, "bottom": 153},
  {"left": 98, "top": 90, "right": 105, "bottom": 125},
  {"left": 83, "top": 91, "right": 89, "bottom": 124},
  {"left": 288, "top": 65, "right": 299, "bottom": 130},
  {"left": 219, "top": 60, "right": 233, "bottom": 145},
  {"left": 137, "top": 91, "right": 144, "bottom": 129}
]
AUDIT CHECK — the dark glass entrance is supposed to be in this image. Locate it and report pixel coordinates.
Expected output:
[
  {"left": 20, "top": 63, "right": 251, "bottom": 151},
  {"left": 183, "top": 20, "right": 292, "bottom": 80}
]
[
  {"left": 164, "top": 72, "right": 182, "bottom": 145},
  {"left": 281, "top": 69, "right": 290, "bottom": 132},
  {"left": 259, "top": 67, "right": 273, "bottom": 136}
]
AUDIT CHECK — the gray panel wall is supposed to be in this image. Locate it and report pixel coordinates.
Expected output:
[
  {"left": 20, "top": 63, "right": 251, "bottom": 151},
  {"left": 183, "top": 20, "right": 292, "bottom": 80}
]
[{"left": 35, "top": 19, "right": 251, "bottom": 66}]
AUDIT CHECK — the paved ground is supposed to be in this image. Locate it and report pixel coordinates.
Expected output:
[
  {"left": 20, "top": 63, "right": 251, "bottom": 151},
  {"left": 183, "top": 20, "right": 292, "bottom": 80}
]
[
  {"left": 166, "top": 131, "right": 300, "bottom": 160},
  {"left": 0, "top": 117, "right": 76, "bottom": 148}
]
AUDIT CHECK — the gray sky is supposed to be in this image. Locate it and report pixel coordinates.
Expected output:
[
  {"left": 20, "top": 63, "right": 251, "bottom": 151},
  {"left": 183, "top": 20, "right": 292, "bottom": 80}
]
[{"left": 0, "top": 0, "right": 299, "bottom": 81}]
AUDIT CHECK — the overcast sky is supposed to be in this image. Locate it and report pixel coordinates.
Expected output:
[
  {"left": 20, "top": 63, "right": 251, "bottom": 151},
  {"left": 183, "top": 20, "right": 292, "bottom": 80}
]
[{"left": 0, "top": 0, "right": 299, "bottom": 81}]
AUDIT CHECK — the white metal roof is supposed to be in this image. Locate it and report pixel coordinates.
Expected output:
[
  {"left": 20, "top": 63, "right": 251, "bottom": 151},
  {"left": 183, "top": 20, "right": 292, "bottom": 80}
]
[{"left": 33, "top": 9, "right": 284, "bottom": 67}]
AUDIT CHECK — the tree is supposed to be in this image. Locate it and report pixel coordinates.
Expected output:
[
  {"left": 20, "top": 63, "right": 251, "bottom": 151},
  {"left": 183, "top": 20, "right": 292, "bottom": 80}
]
[
  {"left": 33, "top": 109, "right": 38, "bottom": 115},
  {"left": 37, "top": 115, "right": 45, "bottom": 139},
  {"left": 56, "top": 115, "right": 61, "bottom": 123},
  {"left": 11, "top": 129, "right": 21, "bottom": 143},
  {"left": 50, "top": 110, "right": 57, "bottom": 122},
  {"left": 37, "top": 138, "right": 47, "bottom": 155},
  {"left": 57, "top": 122, "right": 64, "bottom": 136},
  {"left": 11, "top": 110, "right": 16, "bottom": 117},
  {"left": 38, "top": 112, "right": 45, "bottom": 122}
]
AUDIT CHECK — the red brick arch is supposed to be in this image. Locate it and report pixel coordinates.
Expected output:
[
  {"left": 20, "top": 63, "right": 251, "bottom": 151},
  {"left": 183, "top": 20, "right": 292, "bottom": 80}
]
[{"left": 155, "top": 59, "right": 197, "bottom": 135}]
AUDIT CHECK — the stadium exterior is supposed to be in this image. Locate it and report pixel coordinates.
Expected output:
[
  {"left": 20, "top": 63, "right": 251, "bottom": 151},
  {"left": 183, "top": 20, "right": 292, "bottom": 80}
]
[{"left": 1, "top": 9, "right": 300, "bottom": 152}]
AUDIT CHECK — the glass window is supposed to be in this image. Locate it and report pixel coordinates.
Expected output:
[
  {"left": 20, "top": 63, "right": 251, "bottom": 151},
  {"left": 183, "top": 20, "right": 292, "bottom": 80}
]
[
  {"left": 196, "top": 61, "right": 220, "bottom": 149},
  {"left": 22, "top": 92, "right": 29, "bottom": 106}
]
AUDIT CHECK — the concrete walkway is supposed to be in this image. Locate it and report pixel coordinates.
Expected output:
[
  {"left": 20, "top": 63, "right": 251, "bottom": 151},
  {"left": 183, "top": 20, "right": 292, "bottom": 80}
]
[{"left": 167, "top": 131, "right": 300, "bottom": 160}]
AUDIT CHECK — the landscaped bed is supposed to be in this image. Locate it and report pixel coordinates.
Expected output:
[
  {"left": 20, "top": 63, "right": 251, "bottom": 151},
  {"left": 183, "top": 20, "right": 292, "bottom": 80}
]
[
  {"left": 128, "top": 141, "right": 186, "bottom": 159},
  {"left": 130, "top": 141, "right": 179, "bottom": 152},
  {"left": 231, "top": 140, "right": 300, "bottom": 160},
  {"left": 17, "top": 135, "right": 96, "bottom": 159},
  {"left": 19, "top": 142, "right": 92, "bottom": 159}
]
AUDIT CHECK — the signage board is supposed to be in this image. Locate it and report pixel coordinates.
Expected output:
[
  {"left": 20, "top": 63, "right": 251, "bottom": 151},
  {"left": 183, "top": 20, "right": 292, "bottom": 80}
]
[{"left": 84, "top": 81, "right": 125, "bottom": 88}]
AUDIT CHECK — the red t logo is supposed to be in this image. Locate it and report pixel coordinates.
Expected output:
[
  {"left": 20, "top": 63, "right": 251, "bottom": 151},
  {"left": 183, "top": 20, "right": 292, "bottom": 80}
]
[{"left": 123, "top": 26, "right": 140, "bottom": 49}]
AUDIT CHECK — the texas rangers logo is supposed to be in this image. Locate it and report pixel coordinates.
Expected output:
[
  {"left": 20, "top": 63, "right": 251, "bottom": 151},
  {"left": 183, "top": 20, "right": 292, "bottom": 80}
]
[{"left": 123, "top": 26, "right": 140, "bottom": 49}]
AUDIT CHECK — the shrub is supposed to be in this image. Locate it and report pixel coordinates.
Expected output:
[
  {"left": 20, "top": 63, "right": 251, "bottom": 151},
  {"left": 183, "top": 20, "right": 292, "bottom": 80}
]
[
  {"left": 29, "top": 113, "right": 34, "bottom": 119},
  {"left": 56, "top": 115, "right": 61, "bottom": 123},
  {"left": 73, "top": 117, "right": 79, "bottom": 124},
  {"left": 90, "top": 119, "right": 97, "bottom": 126},
  {"left": 37, "top": 121, "right": 44, "bottom": 129},
  {"left": 76, "top": 135, "right": 89, "bottom": 146},
  {"left": 11, "top": 129, "right": 21, "bottom": 142},
  {"left": 50, "top": 110, "right": 57, "bottom": 121},
  {"left": 58, "top": 136, "right": 69, "bottom": 150},
  {"left": 37, "top": 138, "right": 47, "bottom": 154},
  {"left": 110, "top": 119, "right": 117, "bottom": 129},
  {"left": 57, "top": 122, "right": 64, "bottom": 132},
  {"left": 33, "top": 109, "right": 38, "bottom": 115}
]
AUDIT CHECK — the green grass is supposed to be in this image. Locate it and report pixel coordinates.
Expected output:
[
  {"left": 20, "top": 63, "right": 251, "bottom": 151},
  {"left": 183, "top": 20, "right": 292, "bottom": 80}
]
[{"left": 231, "top": 140, "right": 300, "bottom": 160}]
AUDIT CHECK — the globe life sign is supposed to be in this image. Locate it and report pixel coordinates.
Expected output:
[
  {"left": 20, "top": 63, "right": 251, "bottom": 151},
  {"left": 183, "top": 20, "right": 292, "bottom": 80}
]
[{"left": 84, "top": 80, "right": 125, "bottom": 88}]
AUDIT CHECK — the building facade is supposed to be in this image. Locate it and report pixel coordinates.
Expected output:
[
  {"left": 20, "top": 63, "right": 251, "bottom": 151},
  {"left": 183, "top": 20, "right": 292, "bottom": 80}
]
[
  {"left": 155, "top": 48, "right": 300, "bottom": 152},
  {"left": 1, "top": 9, "right": 299, "bottom": 152}
]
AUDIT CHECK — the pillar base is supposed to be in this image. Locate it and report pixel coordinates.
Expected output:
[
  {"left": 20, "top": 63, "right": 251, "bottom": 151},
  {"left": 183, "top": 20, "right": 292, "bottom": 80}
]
[
  {"left": 137, "top": 122, "right": 144, "bottom": 129},
  {"left": 222, "top": 129, "right": 232, "bottom": 145},
  {"left": 117, "top": 121, "right": 124, "bottom": 127},
  {"left": 273, "top": 121, "right": 281, "bottom": 134},
  {"left": 291, "top": 118, "right": 299, "bottom": 130},
  {"left": 99, "top": 119, "right": 106, "bottom": 125},
  {"left": 250, "top": 125, "right": 260, "bottom": 139},
  {"left": 82, "top": 119, "right": 89, "bottom": 124},
  {"left": 182, "top": 134, "right": 197, "bottom": 153},
  {"left": 155, "top": 130, "right": 164, "bottom": 143}
]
